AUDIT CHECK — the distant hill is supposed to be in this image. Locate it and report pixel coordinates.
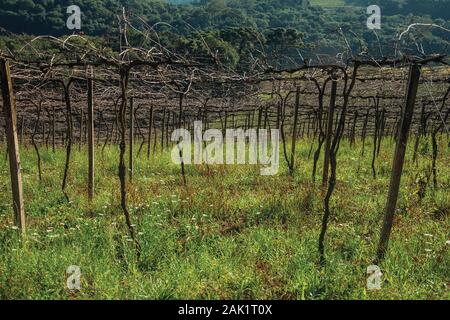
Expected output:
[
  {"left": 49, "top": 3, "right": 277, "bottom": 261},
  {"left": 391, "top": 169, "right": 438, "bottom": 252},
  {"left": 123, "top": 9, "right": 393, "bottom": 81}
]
[{"left": 0, "top": 0, "right": 448, "bottom": 67}]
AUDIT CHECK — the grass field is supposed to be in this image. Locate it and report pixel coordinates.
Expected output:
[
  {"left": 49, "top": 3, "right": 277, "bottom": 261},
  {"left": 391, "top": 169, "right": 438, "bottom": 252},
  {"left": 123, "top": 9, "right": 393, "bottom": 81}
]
[{"left": 0, "top": 136, "right": 448, "bottom": 299}]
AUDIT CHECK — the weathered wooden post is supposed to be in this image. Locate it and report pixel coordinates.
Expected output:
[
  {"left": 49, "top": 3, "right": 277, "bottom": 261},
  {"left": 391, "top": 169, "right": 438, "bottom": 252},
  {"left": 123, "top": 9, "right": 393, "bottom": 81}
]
[
  {"left": 0, "top": 58, "right": 25, "bottom": 233},
  {"left": 87, "top": 68, "right": 95, "bottom": 201},
  {"left": 322, "top": 78, "right": 337, "bottom": 186},
  {"left": 376, "top": 63, "right": 421, "bottom": 262}
]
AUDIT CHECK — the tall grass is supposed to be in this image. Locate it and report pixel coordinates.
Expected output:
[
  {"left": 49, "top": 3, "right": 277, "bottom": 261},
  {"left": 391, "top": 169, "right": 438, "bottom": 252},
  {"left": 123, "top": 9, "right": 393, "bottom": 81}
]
[{"left": 0, "top": 136, "right": 448, "bottom": 299}]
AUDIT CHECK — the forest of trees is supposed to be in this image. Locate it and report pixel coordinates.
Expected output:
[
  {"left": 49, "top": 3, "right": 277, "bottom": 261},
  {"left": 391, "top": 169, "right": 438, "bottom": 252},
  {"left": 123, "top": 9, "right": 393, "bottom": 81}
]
[{"left": 0, "top": 0, "right": 448, "bottom": 69}]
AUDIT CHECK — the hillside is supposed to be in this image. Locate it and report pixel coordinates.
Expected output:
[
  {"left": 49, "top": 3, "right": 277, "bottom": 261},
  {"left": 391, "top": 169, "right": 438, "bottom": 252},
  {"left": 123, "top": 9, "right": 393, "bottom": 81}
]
[{"left": 0, "top": 0, "right": 448, "bottom": 67}]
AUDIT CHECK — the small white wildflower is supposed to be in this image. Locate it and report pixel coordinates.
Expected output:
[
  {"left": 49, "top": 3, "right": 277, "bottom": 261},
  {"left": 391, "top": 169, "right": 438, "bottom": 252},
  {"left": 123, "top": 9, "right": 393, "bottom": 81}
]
[{"left": 424, "top": 234, "right": 433, "bottom": 238}]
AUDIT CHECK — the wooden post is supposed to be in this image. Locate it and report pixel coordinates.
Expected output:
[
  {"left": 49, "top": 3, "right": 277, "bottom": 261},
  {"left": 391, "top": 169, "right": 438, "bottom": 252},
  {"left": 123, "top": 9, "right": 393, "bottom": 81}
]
[
  {"left": 322, "top": 79, "right": 337, "bottom": 186},
  {"left": 0, "top": 59, "right": 25, "bottom": 233},
  {"left": 87, "top": 69, "right": 95, "bottom": 201},
  {"left": 129, "top": 97, "right": 134, "bottom": 179},
  {"left": 376, "top": 64, "right": 421, "bottom": 262}
]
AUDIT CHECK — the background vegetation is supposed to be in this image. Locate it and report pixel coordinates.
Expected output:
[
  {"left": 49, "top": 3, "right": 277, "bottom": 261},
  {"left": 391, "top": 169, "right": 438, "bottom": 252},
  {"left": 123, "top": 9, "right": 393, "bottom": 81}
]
[{"left": 0, "top": 0, "right": 449, "bottom": 69}]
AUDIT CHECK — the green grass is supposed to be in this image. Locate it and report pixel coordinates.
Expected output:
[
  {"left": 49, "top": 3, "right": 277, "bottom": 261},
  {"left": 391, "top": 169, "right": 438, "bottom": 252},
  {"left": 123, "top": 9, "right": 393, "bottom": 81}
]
[{"left": 0, "top": 135, "right": 448, "bottom": 300}]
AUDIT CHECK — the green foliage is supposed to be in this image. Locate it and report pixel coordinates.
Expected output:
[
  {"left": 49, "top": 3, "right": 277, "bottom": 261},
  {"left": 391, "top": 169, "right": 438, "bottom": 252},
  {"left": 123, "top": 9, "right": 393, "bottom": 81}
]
[{"left": 0, "top": 0, "right": 448, "bottom": 68}]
